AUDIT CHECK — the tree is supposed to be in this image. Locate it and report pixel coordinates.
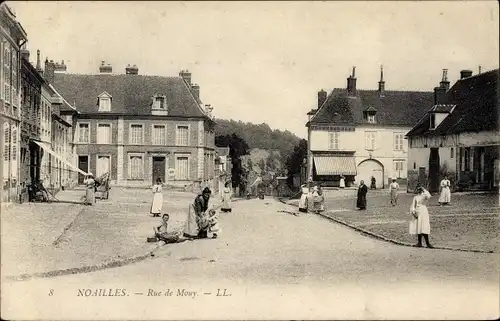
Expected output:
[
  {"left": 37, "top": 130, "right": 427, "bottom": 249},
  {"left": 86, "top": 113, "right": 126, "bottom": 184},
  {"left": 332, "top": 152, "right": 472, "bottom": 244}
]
[
  {"left": 216, "top": 133, "right": 250, "bottom": 195},
  {"left": 258, "top": 159, "right": 266, "bottom": 172},
  {"left": 285, "top": 139, "right": 308, "bottom": 188},
  {"left": 247, "top": 158, "right": 254, "bottom": 171}
]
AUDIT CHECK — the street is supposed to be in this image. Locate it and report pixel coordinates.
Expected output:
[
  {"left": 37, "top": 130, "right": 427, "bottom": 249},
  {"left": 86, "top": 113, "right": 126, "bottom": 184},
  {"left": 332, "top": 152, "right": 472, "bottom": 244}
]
[{"left": 2, "top": 197, "right": 498, "bottom": 320}]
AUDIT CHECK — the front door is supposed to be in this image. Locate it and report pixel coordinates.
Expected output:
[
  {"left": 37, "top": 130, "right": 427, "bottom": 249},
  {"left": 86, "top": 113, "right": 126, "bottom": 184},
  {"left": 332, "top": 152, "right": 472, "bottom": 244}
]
[
  {"left": 152, "top": 156, "right": 166, "bottom": 184},
  {"left": 428, "top": 148, "right": 440, "bottom": 193},
  {"left": 78, "top": 156, "right": 88, "bottom": 184}
]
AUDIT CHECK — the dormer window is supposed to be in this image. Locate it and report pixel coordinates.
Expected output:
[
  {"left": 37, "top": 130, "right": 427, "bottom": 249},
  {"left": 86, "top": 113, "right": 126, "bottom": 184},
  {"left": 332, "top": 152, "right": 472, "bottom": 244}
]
[
  {"left": 367, "top": 115, "right": 375, "bottom": 124},
  {"left": 152, "top": 95, "right": 167, "bottom": 110},
  {"left": 363, "top": 106, "right": 377, "bottom": 124},
  {"left": 97, "top": 92, "right": 112, "bottom": 112}
]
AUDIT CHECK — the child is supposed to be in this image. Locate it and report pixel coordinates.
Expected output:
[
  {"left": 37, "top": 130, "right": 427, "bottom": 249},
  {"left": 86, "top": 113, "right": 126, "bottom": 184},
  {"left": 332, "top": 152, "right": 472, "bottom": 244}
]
[
  {"left": 154, "top": 214, "right": 180, "bottom": 243},
  {"left": 208, "top": 209, "right": 220, "bottom": 239}
]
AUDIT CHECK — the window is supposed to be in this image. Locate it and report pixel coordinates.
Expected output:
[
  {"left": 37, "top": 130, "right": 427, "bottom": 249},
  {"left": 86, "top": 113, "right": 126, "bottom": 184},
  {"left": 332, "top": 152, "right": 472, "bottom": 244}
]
[
  {"left": 176, "top": 125, "right": 189, "bottom": 146},
  {"left": 97, "top": 124, "right": 111, "bottom": 144},
  {"left": 394, "top": 133, "right": 404, "bottom": 151},
  {"left": 450, "top": 147, "right": 454, "bottom": 158},
  {"left": 11, "top": 124, "right": 16, "bottom": 161},
  {"left": 430, "top": 114, "right": 436, "bottom": 129},
  {"left": 394, "top": 160, "right": 404, "bottom": 172},
  {"left": 99, "top": 97, "right": 111, "bottom": 111},
  {"left": 78, "top": 123, "right": 90, "bottom": 143},
  {"left": 328, "top": 131, "right": 339, "bottom": 150},
  {"left": 3, "top": 123, "right": 10, "bottom": 161},
  {"left": 130, "top": 124, "right": 143, "bottom": 144},
  {"left": 464, "top": 147, "right": 471, "bottom": 171},
  {"left": 129, "top": 154, "right": 144, "bottom": 179},
  {"left": 365, "top": 131, "right": 376, "bottom": 150},
  {"left": 367, "top": 114, "right": 375, "bottom": 123},
  {"left": 152, "top": 125, "right": 166, "bottom": 145},
  {"left": 153, "top": 96, "right": 166, "bottom": 109},
  {"left": 4, "top": 43, "right": 11, "bottom": 104},
  {"left": 175, "top": 156, "right": 189, "bottom": 180},
  {"left": 96, "top": 155, "right": 110, "bottom": 177}
]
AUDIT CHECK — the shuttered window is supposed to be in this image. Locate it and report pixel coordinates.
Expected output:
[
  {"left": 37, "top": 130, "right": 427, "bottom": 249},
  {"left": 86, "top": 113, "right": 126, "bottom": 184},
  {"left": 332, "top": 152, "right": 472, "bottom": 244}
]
[
  {"left": 129, "top": 154, "right": 143, "bottom": 179},
  {"left": 152, "top": 125, "right": 166, "bottom": 145},
  {"left": 365, "top": 131, "right": 376, "bottom": 150},
  {"left": 175, "top": 156, "right": 189, "bottom": 180},
  {"left": 78, "top": 123, "right": 90, "bottom": 143},
  {"left": 328, "top": 132, "right": 339, "bottom": 150},
  {"left": 97, "top": 124, "right": 111, "bottom": 144},
  {"left": 176, "top": 126, "right": 189, "bottom": 146},
  {"left": 130, "top": 124, "right": 143, "bottom": 144},
  {"left": 96, "top": 155, "right": 110, "bottom": 177},
  {"left": 394, "top": 133, "right": 404, "bottom": 151}
]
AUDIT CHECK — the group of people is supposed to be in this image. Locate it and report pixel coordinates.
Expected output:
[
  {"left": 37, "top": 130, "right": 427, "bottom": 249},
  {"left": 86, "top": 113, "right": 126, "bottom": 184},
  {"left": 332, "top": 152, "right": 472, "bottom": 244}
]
[
  {"left": 298, "top": 182, "right": 325, "bottom": 214},
  {"left": 150, "top": 179, "right": 233, "bottom": 242}
]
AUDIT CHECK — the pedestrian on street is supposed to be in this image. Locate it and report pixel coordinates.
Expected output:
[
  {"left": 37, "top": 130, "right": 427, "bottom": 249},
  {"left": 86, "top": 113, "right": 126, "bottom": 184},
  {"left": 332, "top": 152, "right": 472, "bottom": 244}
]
[
  {"left": 409, "top": 186, "right": 434, "bottom": 248},
  {"left": 356, "top": 180, "right": 368, "bottom": 210},
  {"left": 370, "top": 176, "right": 377, "bottom": 189},
  {"left": 389, "top": 178, "right": 399, "bottom": 206},
  {"left": 183, "top": 187, "right": 212, "bottom": 239},
  {"left": 154, "top": 214, "right": 180, "bottom": 243},
  {"left": 438, "top": 175, "right": 451, "bottom": 206},
  {"left": 311, "top": 185, "right": 324, "bottom": 213},
  {"left": 220, "top": 181, "right": 232, "bottom": 212},
  {"left": 339, "top": 175, "right": 346, "bottom": 188},
  {"left": 83, "top": 173, "right": 96, "bottom": 205},
  {"left": 298, "top": 183, "right": 310, "bottom": 213},
  {"left": 150, "top": 178, "right": 164, "bottom": 217}
]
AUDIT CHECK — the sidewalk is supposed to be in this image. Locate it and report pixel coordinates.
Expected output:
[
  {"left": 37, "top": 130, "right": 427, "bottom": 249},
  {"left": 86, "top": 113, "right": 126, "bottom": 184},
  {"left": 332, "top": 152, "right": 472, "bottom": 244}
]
[{"left": 1, "top": 187, "right": 205, "bottom": 280}]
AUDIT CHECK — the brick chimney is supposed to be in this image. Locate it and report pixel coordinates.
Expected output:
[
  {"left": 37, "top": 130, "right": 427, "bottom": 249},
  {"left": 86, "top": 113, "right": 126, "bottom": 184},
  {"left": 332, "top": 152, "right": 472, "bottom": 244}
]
[
  {"left": 460, "top": 70, "right": 473, "bottom": 79},
  {"left": 125, "top": 64, "right": 138, "bottom": 75},
  {"left": 44, "top": 58, "right": 55, "bottom": 84},
  {"left": 36, "top": 49, "right": 43, "bottom": 75},
  {"left": 378, "top": 65, "right": 385, "bottom": 97},
  {"left": 439, "top": 69, "right": 450, "bottom": 91},
  {"left": 317, "top": 89, "right": 327, "bottom": 108},
  {"left": 99, "top": 61, "right": 112, "bottom": 73},
  {"left": 191, "top": 83, "right": 200, "bottom": 100},
  {"left": 54, "top": 60, "right": 67, "bottom": 73},
  {"left": 179, "top": 69, "right": 192, "bottom": 86},
  {"left": 20, "top": 48, "right": 29, "bottom": 61},
  {"left": 347, "top": 66, "right": 357, "bottom": 97}
]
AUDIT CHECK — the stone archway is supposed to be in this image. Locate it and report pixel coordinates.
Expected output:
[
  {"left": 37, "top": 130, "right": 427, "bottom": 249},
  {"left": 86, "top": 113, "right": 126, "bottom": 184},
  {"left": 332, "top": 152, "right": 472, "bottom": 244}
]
[{"left": 357, "top": 159, "right": 384, "bottom": 189}]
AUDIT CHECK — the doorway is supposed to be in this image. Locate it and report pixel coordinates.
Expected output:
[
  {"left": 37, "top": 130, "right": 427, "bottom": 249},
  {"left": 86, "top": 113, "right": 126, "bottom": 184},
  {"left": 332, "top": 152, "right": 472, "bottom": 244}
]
[
  {"left": 152, "top": 156, "right": 166, "bottom": 184},
  {"left": 428, "top": 148, "right": 440, "bottom": 193},
  {"left": 78, "top": 156, "right": 88, "bottom": 184}
]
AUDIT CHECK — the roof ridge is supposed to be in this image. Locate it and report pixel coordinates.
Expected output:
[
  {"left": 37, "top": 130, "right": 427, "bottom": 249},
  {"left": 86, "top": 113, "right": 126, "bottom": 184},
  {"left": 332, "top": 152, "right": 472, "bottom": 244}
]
[
  {"left": 456, "top": 68, "right": 499, "bottom": 82},
  {"left": 62, "top": 73, "right": 180, "bottom": 79}
]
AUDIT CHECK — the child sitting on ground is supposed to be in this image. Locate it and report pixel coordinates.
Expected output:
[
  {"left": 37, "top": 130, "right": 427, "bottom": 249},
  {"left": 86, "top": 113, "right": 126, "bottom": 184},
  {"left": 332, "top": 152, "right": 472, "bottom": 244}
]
[
  {"left": 154, "top": 214, "right": 181, "bottom": 243},
  {"left": 208, "top": 209, "right": 220, "bottom": 239}
]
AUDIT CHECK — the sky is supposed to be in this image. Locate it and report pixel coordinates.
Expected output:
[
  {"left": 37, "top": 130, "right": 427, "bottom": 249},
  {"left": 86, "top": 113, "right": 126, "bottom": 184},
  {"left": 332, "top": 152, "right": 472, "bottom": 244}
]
[{"left": 8, "top": 1, "right": 499, "bottom": 139}]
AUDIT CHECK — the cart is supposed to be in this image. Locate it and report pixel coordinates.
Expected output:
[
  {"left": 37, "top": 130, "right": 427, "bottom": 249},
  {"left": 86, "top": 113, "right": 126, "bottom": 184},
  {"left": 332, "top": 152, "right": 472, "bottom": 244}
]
[{"left": 95, "top": 172, "right": 110, "bottom": 200}]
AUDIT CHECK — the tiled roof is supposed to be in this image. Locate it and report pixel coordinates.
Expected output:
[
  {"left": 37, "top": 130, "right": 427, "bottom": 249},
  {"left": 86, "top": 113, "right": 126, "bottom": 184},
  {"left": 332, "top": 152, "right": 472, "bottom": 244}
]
[
  {"left": 406, "top": 69, "right": 499, "bottom": 136},
  {"left": 309, "top": 88, "right": 434, "bottom": 127},
  {"left": 53, "top": 73, "right": 208, "bottom": 118},
  {"left": 431, "top": 104, "right": 456, "bottom": 113}
]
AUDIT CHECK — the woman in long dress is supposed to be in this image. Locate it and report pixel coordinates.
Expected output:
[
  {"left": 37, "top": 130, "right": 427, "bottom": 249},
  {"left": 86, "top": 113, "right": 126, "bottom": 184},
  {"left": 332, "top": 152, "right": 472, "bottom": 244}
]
[
  {"left": 183, "top": 187, "right": 212, "bottom": 239},
  {"left": 409, "top": 186, "right": 433, "bottom": 248},
  {"left": 339, "top": 175, "right": 346, "bottom": 188},
  {"left": 438, "top": 175, "right": 451, "bottom": 205},
  {"left": 389, "top": 178, "right": 399, "bottom": 206},
  {"left": 150, "top": 178, "right": 163, "bottom": 217},
  {"left": 311, "top": 185, "right": 325, "bottom": 213},
  {"left": 83, "top": 173, "right": 96, "bottom": 205},
  {"left": 298, "top": 184, "right": 310, "bottom": 213},
  {"left": 221, "top": 182, "right": 232, "bottom": 212},
  {"left": 356, "top": 180, "right": 368, "bottom": 210}
]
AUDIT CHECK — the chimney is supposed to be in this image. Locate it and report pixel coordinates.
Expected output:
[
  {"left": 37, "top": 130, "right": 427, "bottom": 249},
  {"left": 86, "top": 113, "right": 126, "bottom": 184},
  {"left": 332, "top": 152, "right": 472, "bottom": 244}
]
[
  {"left": 439, "top": 69, "right": 450, "bottom": 91},
  {"left": 179, "top": 69, "right": 192, "bottom": 86},
  {"left": 44, "top": 58, "right": 55, "bottom": 84},
  {"left": 20, "top": 48, "right": 29, "bottom": 61},
  {"left": 35, "top": 49, "right": 43, "bottom": 75},
  {"left": 191, "top": 83, "right": 200, "bottom": 100},
  {"left": 434, "top": 86, "right": 447, "bottom": 105},
  {"left": 54, "top": 59, "right": 67, "bottom": 73},
  {"left": 317, "top": 89, "right": 327, "bottom": 108},
  {"left": 478, "top": 65, "right": 482, "bottom": 74},
  {"left": 125, "top": 64, "right": 138, "bottom": 75},
  {"left": 99, "top": 61, "right": 112, "bottom": 73},
  {"left": 205, "top": 104, "right": 213, "bottom": 117},
  {"left": 460, "top": 70, "right": 473, "bottom": 79},
  {"left": 378, "top": 65, "right": 385, "bottom": 97},
  {"left": 347, "top": 66, "right": 357, "bottom": 97}
]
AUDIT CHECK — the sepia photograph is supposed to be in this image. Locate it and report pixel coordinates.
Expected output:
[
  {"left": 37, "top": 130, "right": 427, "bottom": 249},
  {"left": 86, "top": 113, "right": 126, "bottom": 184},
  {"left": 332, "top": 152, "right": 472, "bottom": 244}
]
[{"left": 0, "top": 1, "right": 499, "bottom": 319}]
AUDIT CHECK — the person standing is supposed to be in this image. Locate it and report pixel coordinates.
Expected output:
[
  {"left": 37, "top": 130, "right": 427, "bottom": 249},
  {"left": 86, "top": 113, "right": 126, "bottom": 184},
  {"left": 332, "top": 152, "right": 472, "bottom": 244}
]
[
  {"left": 221, "top": 181, "right": 232, "bottom": 212},
  {"left": 339, "top": 175, "right": 346, "bottom": 189},
  {"left": 370, "top": 176, "right": 377, "bottom": 189},
  {"left": 409, "top": 186, "right": 433, "bottom": 248},
  {"left": 438, "top": 175, "right": 451, "bottom": 206},
  {"left": 298, "top": 184, "right": 310, "bottom": 213},
  {"left": 356, "top": 180, "right": 368, "bottom": 210},
  {"left": 184, "top": 187, "right": 212, "bottom": 239},
  {"left": 389, "top": 178, "right": 400, "bottom": 206},
  {"left": 83, "top": 173, "right": 96, "bottom": 205},
  {"left": 150, "top": 178, "right": 164, "bottom": 217}
]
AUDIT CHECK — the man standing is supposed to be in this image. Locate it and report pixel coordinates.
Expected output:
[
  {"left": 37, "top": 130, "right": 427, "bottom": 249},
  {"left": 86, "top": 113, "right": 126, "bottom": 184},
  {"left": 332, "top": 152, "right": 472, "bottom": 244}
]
[{"left": 357, "top": 180, "right": 368, "bottom": 210}]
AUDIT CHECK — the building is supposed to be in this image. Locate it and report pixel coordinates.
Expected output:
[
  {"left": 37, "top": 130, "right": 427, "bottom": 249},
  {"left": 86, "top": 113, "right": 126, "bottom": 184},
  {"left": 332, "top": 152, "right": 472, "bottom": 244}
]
[
  {"left": 1, "top": 3, "right": 27, "bottom": 204},
  {"left": 306, "top": 66, "right": 434, "bottom": 188},
  {"left": 51, "top": 63, "right": 216, "bottom": 190},
  {"left": 406, "top": 68, "right": 499, "bottom": 192}
]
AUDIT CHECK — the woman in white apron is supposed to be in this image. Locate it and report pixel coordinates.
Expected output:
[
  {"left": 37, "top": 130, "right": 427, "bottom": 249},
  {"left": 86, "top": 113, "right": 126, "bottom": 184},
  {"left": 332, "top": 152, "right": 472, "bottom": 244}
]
[
  {"left": 438, "top": 175, "right": 451, "bottom": 205},
  {"left": 409, "top": 186, "right": 433, "bottom": 248},
  {"left": 150, "top": 178, "right": 163, "bottom": 217},
  {"left": 298, "top": 184, "right": 310, "bottom": 213}
]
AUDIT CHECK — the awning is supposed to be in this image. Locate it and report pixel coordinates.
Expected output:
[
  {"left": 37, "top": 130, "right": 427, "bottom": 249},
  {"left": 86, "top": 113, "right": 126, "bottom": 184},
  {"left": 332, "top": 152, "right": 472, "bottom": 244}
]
[
  {"left": 313, "top": 155, "right": 357, "bottom": 176},
  {"left": 33, "top": 140, "right": 89, "bottom": 176}
]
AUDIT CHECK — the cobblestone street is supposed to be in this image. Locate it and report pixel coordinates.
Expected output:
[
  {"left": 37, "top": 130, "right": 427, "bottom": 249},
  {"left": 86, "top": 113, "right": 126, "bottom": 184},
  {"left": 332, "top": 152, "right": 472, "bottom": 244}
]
[{"left": 2, "top": 196, "right": 498, "bottom": 320}]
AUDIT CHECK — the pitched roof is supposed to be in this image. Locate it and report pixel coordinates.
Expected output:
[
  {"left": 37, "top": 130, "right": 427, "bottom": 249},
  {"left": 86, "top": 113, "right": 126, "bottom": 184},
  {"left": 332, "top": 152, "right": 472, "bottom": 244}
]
[
  {"left": 308, "top": 88, "right": 434, "bottom": 127},
  {"left": 406, "top": 69, "right": 499, "bottom": 136},
  {"left": 53, "top": 73, "right": 209, "bottom": 118}
]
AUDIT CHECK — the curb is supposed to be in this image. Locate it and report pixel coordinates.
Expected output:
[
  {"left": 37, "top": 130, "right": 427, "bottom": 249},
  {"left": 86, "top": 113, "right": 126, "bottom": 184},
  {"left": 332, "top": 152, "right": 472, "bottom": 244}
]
[
  {"left": 276, "top": 197, "right": 494, "bottom": 254},
  {"left": 5, "top": 243, "right": 163, "bottom": 282}
]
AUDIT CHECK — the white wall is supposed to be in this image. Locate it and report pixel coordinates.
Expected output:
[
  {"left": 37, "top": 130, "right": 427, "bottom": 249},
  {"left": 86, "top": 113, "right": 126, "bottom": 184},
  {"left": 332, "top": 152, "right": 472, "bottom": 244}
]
[
  {"left": 458, "top": 131, "right": 500, "bottom": 147},
  {"left": 309, "top": 130, "right": 357, "bottom": 152}
]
